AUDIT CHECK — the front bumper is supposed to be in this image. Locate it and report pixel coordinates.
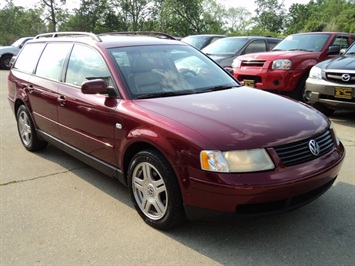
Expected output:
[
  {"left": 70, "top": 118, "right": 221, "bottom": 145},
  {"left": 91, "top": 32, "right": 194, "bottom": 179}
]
[
  {"left": 306, "top": 78, "right": 355, "bottom": 110},
  {"left": 233, "top": 66, "right": 303, "bottom": 93},
  {"left": 182, "top": 142, "right": 345, "bottom": 220}
]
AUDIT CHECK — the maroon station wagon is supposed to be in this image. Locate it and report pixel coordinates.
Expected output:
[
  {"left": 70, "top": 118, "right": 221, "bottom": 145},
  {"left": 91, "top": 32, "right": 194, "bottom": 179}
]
[{"left": 8, "top": 32, "right": 345, "bottom": 230}]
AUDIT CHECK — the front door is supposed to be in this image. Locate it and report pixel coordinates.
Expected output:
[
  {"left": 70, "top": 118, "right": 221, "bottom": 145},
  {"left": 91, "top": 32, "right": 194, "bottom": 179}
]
[{"left": 57, "top": 44, "right": 118, "bottom": 167}]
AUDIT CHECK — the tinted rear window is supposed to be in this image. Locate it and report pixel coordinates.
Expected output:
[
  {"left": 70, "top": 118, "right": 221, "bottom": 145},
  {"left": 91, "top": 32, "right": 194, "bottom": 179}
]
[{"left": 14, "top": 43, "right": 45, "bottom": 73}]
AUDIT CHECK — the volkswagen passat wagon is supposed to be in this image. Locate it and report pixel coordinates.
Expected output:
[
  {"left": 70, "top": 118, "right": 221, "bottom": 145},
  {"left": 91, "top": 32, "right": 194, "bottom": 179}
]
[{"left": 8, "top": 32, "right": 345, "bottom": 230}]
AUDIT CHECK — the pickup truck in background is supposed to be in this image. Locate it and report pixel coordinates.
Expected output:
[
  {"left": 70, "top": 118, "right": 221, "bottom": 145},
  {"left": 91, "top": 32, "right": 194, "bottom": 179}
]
[
  {"left": 0, "top": 37, "right": 33, "bottom": 70},
  {"left": 232, "top": 32, "right": 355, "bottom": 102}
]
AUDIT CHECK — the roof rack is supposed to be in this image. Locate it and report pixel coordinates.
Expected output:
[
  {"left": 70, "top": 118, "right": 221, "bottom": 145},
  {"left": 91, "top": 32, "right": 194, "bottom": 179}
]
[
  {"left": 35, "top": 32, "right": 102, "bottom": 42},
  {"left": 99, "top": 31, "right": 177, "bottom": 40}
]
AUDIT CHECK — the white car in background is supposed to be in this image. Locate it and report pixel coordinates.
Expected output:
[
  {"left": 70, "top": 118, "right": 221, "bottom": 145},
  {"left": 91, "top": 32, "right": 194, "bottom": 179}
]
[{"left": 0, "top": 37, "right": 33, "bottom": 70}]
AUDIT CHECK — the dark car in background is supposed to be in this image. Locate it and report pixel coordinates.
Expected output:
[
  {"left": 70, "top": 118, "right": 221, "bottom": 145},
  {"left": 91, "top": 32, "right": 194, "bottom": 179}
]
[
  {"left": 181, "top": 34, "right": 226, "bottom": 50},
  {"left": 8, "top": 31, "right": 345, "bottom": 230},
  {"left": 306, "top": 42, "right": 355, "bottom": 115},
  {"left": 202, "top": 36, "right": 282, "bottom": 74}
]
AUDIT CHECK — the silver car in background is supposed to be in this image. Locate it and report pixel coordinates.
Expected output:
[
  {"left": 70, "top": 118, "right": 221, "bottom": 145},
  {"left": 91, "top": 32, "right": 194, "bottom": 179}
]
[{"left": 306, "top": 42, "right": 355, "bottom": 115}]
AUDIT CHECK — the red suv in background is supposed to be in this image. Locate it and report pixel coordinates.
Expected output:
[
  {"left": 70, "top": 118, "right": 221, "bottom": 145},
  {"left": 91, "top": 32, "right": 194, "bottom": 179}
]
[
  {"left": 232, "top": 32, "right": 355, "bottom": 102},
  {"left": 8, "top": 32, "right": 345, "bottom": 230}
]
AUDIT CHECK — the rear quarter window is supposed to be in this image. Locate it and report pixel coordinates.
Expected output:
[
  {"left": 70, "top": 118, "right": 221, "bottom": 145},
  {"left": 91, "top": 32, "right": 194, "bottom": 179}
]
[{"left": 13, "top": 43, "right": 45, "bottom": 73}]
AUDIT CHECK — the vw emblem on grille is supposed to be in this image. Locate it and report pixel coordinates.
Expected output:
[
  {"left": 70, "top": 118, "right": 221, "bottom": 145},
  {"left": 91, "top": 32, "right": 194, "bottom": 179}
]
[
  {"left": 342, "top": 74, "right": 351, "bottom": 82},
  {"left": 309, "top": 139, "right": 320, "bottom": 156}
]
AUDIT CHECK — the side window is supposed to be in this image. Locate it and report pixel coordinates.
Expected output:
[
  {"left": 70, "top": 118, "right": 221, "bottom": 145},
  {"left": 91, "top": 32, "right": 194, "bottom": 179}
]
[
  {"left": 244, "top": 40, "right": 267, "bottom": 54},
  {"left": 332, "top": 36, "right": 350, "bottom": 49},
  {"left": 13, "top": 43, "right": 45, "bottom": 73},
  {"left": 36, "top": 43, "right": 72, "bottom": 81},
  {"left": 66, "top": 44, "right": 111, "bottom": 87},
  {"left": 268, "top": 39, "right": 280, "bottom": 50}
]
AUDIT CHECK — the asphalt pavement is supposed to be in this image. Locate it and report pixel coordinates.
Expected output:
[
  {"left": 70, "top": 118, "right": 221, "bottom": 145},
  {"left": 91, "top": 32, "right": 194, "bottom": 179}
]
[{"left": 1, "top": 70, "right": 354, "bottom": 265}]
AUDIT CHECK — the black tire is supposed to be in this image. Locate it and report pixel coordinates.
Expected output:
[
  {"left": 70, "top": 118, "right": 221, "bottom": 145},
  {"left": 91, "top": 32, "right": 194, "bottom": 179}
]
[
  {"left": 16, "top": 105, "right": 47, "bottom": 151},
  {"left": 0, "top": 54, "right": 13, "bottom": 70},
  {"left": 291, "top": 75, "right": 309, "bottom": 103},
  {"left": 312, "top": 102, "right": 335, "bottom": 116},
  {"left": 128, "top": 149, "right": 186, "bottom": 230}
]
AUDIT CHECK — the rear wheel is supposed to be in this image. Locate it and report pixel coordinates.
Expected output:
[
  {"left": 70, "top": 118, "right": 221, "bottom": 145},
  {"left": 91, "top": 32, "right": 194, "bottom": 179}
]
[
  {"left": 16, "top": 105, "right": 47, "bottom": 151},
  {"left": 128, "top": 149, "right": 186, "bottom": 230}
]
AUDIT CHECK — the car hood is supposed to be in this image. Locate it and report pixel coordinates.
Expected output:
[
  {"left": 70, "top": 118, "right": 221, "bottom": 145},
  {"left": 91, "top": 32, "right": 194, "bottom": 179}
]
[
  {"left": 134, "top": 87, "right": 328, "bottom": 150},
  {"left": 208, "top": 55, "right": 234, "bottom": 67},
  {"left": 0, "top": 45, "right": 16, "bottom": 53},
  {"left": 317, "top": 55, "right": 355, "bottom": 70},
  {"left": 237, "top": 51, "right": 319, "bottom": 61}
]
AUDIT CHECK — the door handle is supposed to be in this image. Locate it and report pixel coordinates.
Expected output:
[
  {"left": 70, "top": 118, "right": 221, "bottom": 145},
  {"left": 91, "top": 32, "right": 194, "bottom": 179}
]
[
  {"left": 28, "top": 84, "right": 34, "bottom": 94},
  {"left": 57, "top": 95, "right": 66, "bottom": 107}
]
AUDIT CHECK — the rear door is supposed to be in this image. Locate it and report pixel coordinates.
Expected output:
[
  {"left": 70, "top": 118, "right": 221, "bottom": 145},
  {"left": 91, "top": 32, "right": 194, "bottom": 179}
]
[
  {"left": 28, "top": 42, "right": 73, "bottom": 139},
  {"left": 57, "top": 44, "right": 118, "bottom": 166}
]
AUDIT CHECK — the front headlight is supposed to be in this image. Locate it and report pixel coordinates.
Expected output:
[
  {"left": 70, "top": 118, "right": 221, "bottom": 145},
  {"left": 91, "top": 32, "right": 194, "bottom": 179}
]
[
  {"left": 309, "top": 66, "right": 322, "bottom": 80},
  {"left": 272, "top": 59, "right": 292, "bottom": 70},
  {"left": 200, "top": 149, "right": 275, "bottom": 173}
]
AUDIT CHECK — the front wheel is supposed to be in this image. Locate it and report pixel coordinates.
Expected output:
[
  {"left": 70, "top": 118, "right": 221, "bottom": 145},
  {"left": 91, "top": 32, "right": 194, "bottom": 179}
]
[
  {"left": 312, "top": 102, "right": 335, "bottom": 116},
  {"left": 128, "top": 149, "right": 186, "bottom": 230},
  {"left": 16, "top": 105, "right": 47, "bottom": 151},
  {"left": 0, "top": 54, "right": 13, "bottom": 70},
  {"left": 290, "top": 75, "right": 309, "bottom": 103}
]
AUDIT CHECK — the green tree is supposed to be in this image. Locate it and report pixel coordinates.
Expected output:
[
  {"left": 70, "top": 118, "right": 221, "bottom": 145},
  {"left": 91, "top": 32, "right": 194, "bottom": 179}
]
[
  {"left": 223, "top": 6, "right": 253, "bottom": 35},
  {"left": 41, "top": 0, "right": 67, "bottom": 31},
  {"left": 110, "top": 0, "right": 154, "bottom": 31},
  {"left": 0, "top": 0, "right": 46, "bottom": 45},
  {"left": 253, "top": 0, "right": 286, "bottom": 34},
  {"left": 284, "top": 3, "right": 311, "bottom": 35}
]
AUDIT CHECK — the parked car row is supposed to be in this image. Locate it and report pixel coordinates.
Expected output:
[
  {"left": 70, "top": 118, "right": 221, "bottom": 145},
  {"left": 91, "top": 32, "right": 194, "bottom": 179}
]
[
  {"left": 181, "top": 32, "right": 354, "bottom": 115},
  {"left": 8, "top": 31, "right": 345, "bottom": 229},
  {"left": 229, "top": 32, "right": 355, "bottom": 115}
]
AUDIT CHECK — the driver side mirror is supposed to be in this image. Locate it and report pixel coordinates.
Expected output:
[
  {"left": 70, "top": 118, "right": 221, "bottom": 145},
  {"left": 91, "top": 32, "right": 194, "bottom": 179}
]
[
  {"left": 327, "top": 45, "right": 340, "bottom": 55},
  {"left": 81, "top": 79, "right": 116, "bottom": 97}
]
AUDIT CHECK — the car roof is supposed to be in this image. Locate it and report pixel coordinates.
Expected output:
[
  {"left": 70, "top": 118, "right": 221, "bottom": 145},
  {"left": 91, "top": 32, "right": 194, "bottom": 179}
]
[
  {"left": 28, "top": 31, "right": 185, "bottom": 49},
  {"left": 182, "top": 34, "right": 226, "bottom": 38},
  {"left": 291, "top": 32, "right": 353, "bottom": 35},
  {"left": 217, "top": 36, "right": 282, "bottom": 40}
]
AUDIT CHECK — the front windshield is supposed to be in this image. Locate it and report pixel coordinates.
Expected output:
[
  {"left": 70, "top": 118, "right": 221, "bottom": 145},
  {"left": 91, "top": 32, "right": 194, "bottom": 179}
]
[
  {"left": 202, "top": 38, "right": 248, "bottom": 55},
  {"left": 273, "top": 33, "right": 330, "bottom": 52},
  {"left": 11, "top": 38, "right": 27, "bottom": 47},
  {"left": 345, "top": 43, "right": 355, "bottom": 54},
  {"left": 109, "top": 44, "right": 238, "bottom": 99}
]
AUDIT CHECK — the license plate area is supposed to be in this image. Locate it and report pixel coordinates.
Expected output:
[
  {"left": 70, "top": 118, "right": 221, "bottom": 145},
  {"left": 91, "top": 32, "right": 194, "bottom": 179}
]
[
  {"left": 244, "top": 79, "right": 255, "bottom": 88},
  {"left": 334, "top": 87, "right": 353, "bottom": 99}
]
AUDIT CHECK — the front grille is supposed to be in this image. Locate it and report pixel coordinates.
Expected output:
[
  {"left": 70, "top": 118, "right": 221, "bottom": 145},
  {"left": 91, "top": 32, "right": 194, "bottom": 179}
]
[
  {"left": 325, "top": 71, "right": 355, "bottom": 85},
  {"left": 274, "top": 130, "right": 334, "bottom": 167},
  {"left": 241, "top": 60, "right": 265, "bottom": 67}
]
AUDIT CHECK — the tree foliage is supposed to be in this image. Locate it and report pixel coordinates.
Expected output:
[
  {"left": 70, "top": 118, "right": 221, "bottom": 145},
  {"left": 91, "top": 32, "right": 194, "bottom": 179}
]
[
  {"left": 0, "top": 0, "right": 46, "bottom": 45},
  {"left": 0, "top": 0, "right": 354, "bottom": 45}
]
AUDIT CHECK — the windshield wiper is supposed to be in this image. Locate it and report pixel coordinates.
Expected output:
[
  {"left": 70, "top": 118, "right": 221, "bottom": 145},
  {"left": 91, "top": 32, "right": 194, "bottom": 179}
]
[
  {"left": 271, "top": 49, "right": 285, "bottom": 51},
  {"left": 289, "top": 48, "right": 312, "bottom": 52},
  {"left": 135, "top": 91, "right": 191, "bottom": 99},
  {"left": 204, "top": 85, "right": 236, "bottom": 92}
]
